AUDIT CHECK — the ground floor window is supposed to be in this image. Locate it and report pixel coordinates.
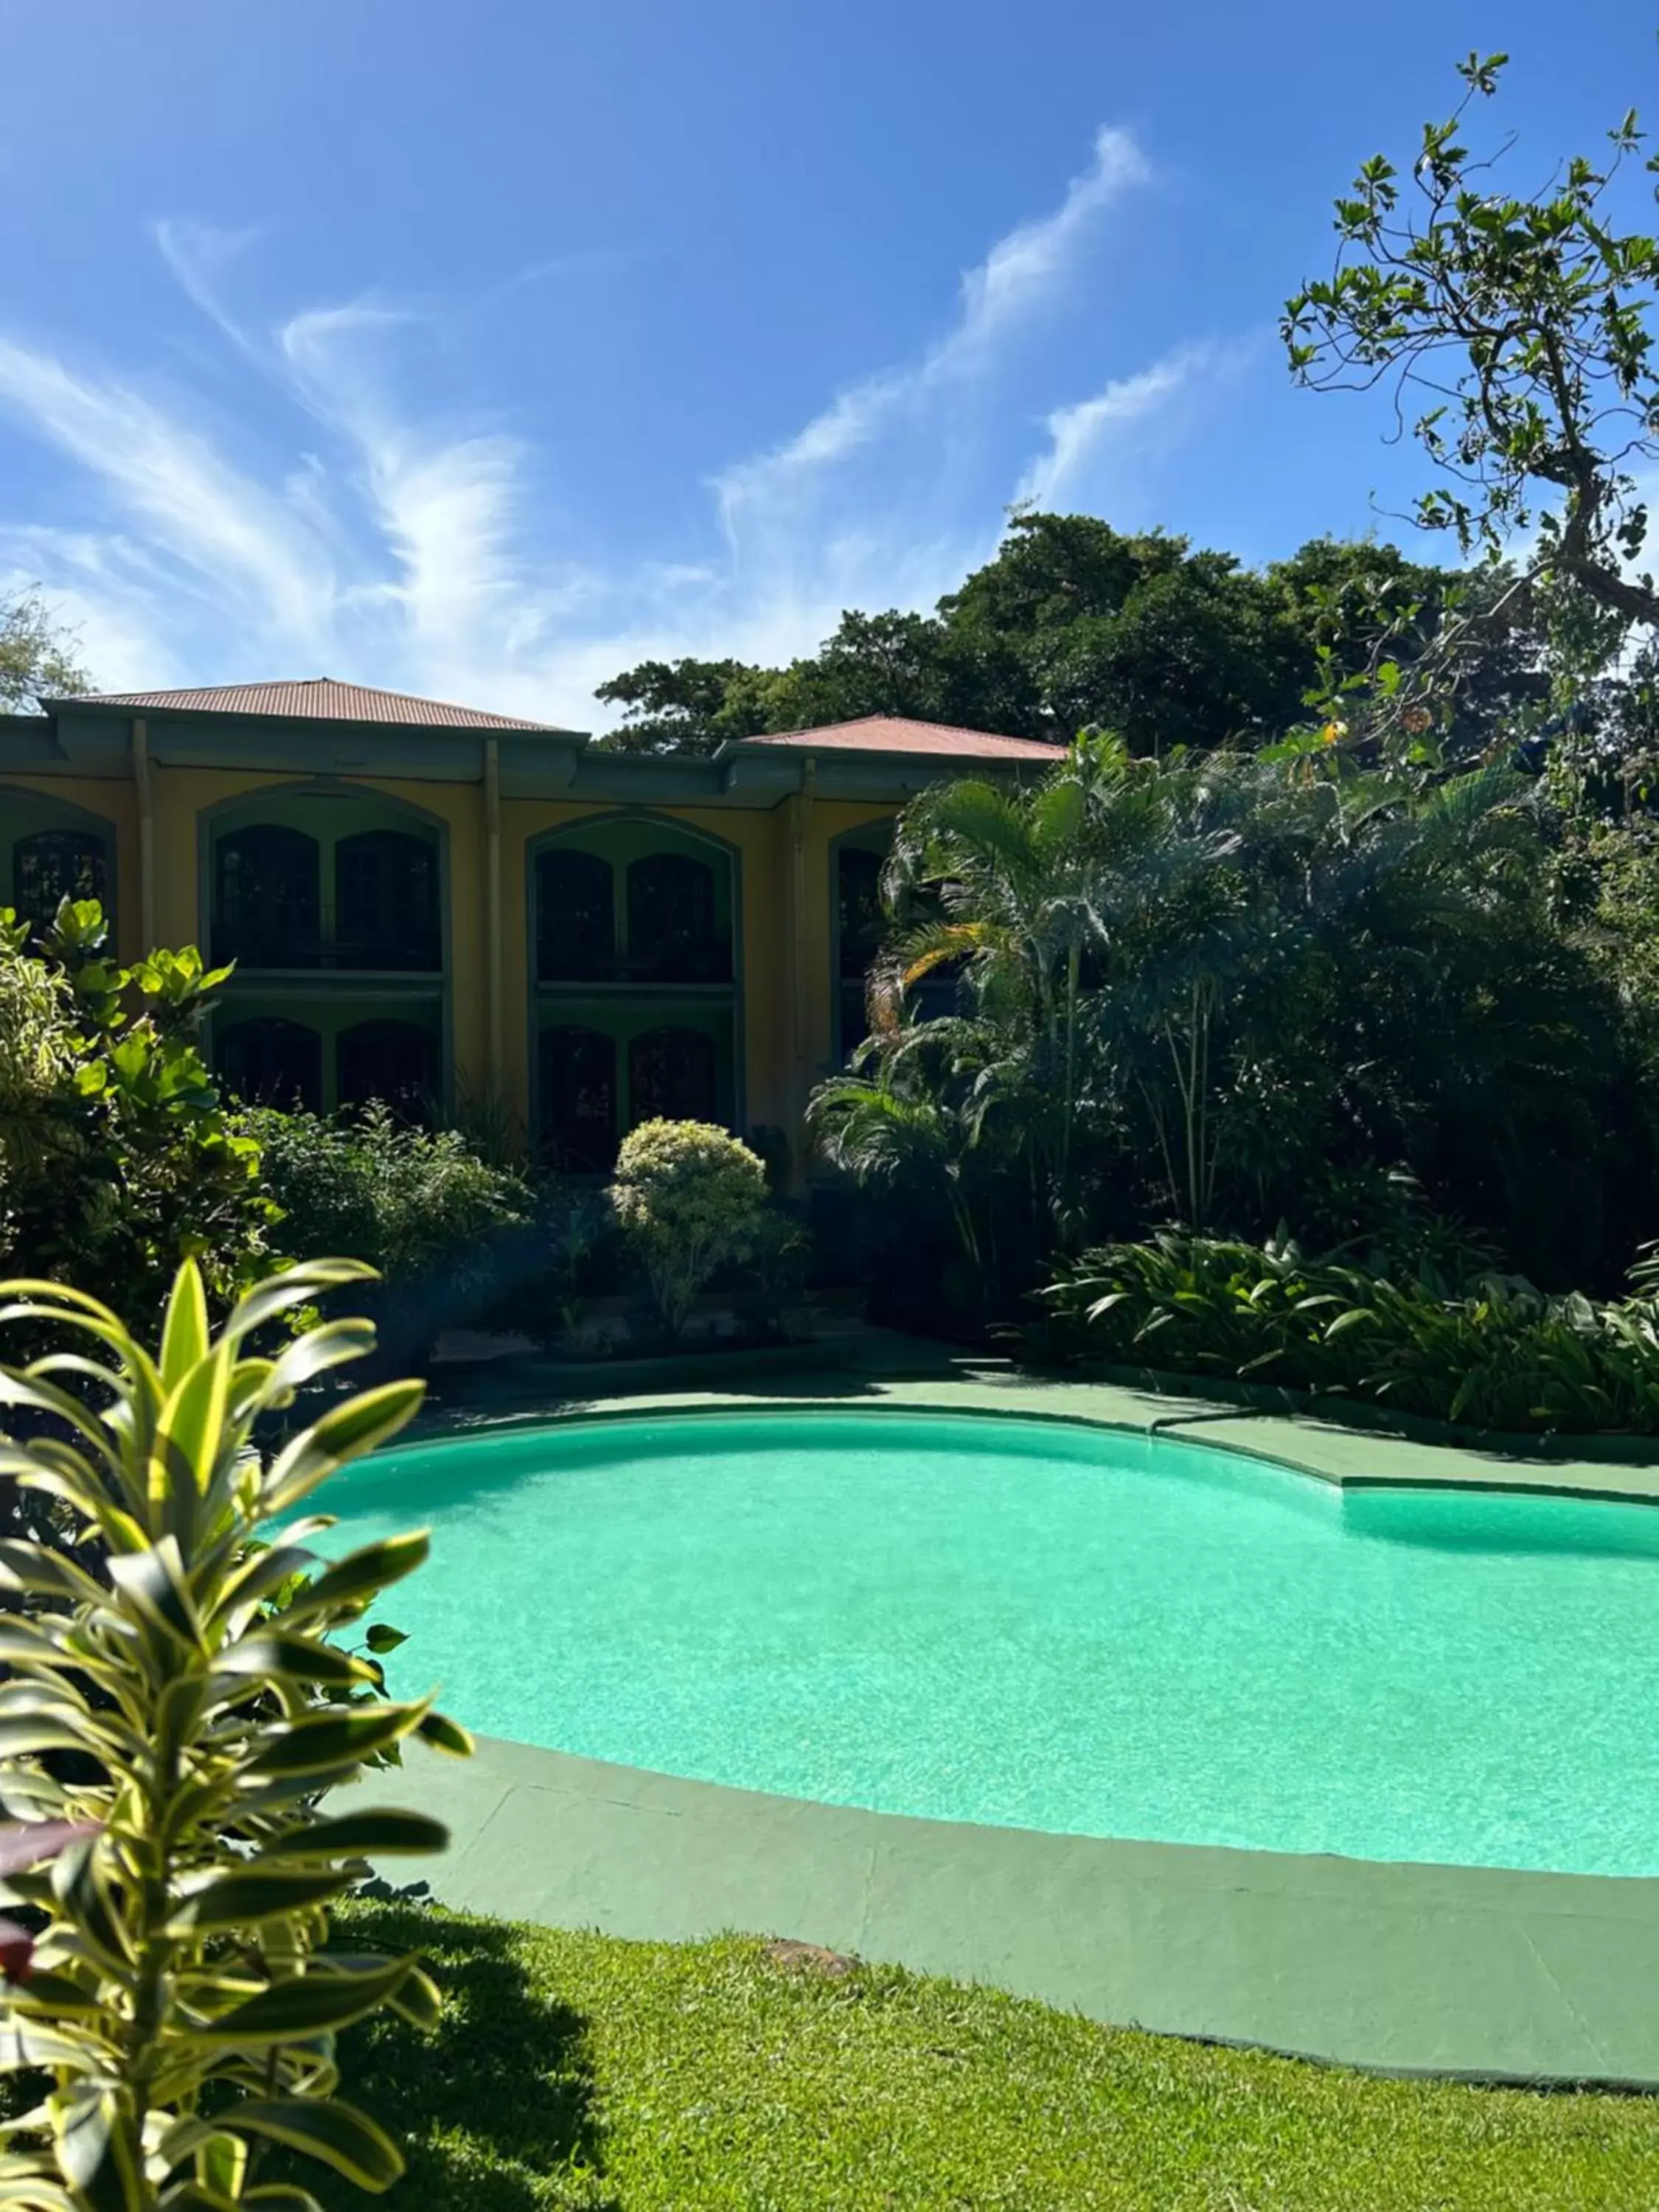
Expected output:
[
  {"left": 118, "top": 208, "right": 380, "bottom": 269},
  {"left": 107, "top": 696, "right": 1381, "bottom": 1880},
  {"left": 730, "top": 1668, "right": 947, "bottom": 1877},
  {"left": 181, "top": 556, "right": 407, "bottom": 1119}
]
[
  {"left": 338, "top": 1018, "right": 439, "bottom": 1118},
  {"left": 216, "top": 1017, "right": 324, "bottom": 1115},
  {"left": 629, "top": 1025, "right": 718, "bottom": 1124},
  {"left": 13, "top": 829, "right": 108, "bottom": 934},
  {"left": 539, "top": 1024, "right": 619, "bottom": 1172}
]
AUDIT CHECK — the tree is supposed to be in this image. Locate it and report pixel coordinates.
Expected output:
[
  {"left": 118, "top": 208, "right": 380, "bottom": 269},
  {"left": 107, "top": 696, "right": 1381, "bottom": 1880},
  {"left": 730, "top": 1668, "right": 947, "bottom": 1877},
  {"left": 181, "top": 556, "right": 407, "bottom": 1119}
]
[
  {"left": 0, "top": 588, "right": 91, "bottom": 712},
  {"left": 1284, "top": 51, "right": 1659, "bottom": 635},
  {"left": 593, "top": 656, "right": 772, "bottom": 756}
]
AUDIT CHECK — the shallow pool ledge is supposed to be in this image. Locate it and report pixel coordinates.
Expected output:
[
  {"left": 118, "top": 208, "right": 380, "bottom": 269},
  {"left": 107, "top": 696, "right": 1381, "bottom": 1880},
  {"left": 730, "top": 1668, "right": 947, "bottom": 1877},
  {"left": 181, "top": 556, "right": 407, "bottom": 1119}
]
[{"left": 350, "top": 1732, "right": 1659, "bottom": 2087}]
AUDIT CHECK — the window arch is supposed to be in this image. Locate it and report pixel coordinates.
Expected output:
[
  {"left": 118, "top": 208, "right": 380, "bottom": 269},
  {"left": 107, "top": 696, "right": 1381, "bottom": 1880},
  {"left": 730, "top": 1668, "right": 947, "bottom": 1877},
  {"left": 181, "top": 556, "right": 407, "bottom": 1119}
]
[
  {"left": 215, "top": 826, "right": 320, "bottom": 967},
  {"left": 13, "top": 830, "right": 107, "bottom": 934},
  {"left": 628, "top": 1026, "right": 718, "bottom": 1127},
  {"left": 338, "top": 1019, "right": 439, "bottom": 1119},
  {"left": 335, "top": 830, "right": 439, "bottom": 970},
  {"left": 537, "top": 848, "right": 615, "bottom": 981},
  {"left": 216, "top": 1018, "right": 322, "bottom": 1114},
  {"left": 539, "top": 1025, "right": 617, "bottom": 1171},
  {"left": 626, "top": 851, "right": 723, "bottom": 981}
]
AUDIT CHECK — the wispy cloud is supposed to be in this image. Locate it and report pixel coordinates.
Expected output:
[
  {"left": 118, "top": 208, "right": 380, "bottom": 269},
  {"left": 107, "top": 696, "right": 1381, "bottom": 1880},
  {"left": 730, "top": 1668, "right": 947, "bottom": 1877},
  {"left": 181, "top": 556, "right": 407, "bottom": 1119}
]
[
  {"left": 1015, "top": 338, "right": 1256, "bottom": 510},
  {"left": 0, "top": 124, "right": 1237, "bottom": 728}
]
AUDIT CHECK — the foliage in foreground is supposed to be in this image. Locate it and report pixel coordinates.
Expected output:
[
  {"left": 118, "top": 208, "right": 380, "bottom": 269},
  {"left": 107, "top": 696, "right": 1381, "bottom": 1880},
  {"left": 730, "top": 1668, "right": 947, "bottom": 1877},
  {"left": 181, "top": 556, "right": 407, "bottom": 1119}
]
[
  {"left": 608, "top": 1120, "right": 769, "bottom": 1340},
  {"left": 290, "top": 1904, "right": 1659, "bottom": 2211},
  {"left": 1036, "top": 1231, "right": 1659, "bottom": 1436},
  {"left": 0, "top": 904, "right": 274, "bottom": 1325},
  {"left": 0, "top": 1258, "right": 470, "bottom": 2209}
]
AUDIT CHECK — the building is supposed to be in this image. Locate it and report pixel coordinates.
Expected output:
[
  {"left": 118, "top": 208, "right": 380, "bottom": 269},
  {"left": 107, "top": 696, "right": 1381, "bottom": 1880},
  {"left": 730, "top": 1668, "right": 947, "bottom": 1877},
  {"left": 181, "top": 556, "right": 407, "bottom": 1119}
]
[{"left": 0, "top": 680, "right": 1060, "bottom": 1171}]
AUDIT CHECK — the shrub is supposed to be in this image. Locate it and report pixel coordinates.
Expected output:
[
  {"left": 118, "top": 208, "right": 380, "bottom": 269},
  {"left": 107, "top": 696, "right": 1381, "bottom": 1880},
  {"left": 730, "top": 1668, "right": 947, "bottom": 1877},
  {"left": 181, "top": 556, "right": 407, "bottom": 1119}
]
[
  {"left": 0, "top": 901, "right": 274, "bottom": 1322},
  {"left": 609, "top": 1119, "right": 768, "bottom": 1338},
  {"left": 248, "top": 1105, "right": 532, "bottom": 1338},
  {"left": 1036, "top": 1230, "right": 1659, "bottom": 1436},
  {"left": 0, "top": 1255, "right": 471, "bottom": 2208}
]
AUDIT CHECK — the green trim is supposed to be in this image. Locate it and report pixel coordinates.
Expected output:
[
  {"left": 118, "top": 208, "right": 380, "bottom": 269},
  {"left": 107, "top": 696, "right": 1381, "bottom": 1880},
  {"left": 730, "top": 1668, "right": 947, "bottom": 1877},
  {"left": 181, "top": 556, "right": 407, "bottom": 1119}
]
[{"left": 0, "top": 780, "right": 120, "bottom": 938}]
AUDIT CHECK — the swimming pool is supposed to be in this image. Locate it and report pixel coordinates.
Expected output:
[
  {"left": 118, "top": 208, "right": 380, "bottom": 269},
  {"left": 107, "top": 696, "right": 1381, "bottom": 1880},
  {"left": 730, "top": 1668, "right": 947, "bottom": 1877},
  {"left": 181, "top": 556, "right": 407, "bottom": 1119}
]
[{"left": 307, "top": 1408, "right": 1659, "bottom": 1877}]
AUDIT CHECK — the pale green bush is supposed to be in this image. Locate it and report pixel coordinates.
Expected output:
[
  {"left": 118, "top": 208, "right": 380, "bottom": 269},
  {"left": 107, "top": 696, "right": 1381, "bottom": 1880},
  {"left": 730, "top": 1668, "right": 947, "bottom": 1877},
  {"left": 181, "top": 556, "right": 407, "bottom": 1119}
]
[{"left": 609, "top": 1119, "right": 768, "bottom": 1338}]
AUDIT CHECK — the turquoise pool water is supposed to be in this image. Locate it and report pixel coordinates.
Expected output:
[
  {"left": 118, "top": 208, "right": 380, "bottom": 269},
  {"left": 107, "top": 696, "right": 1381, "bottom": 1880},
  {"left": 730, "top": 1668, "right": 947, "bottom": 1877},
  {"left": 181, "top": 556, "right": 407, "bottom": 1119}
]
[{"left": 306, "top": 1410, "right": 1659, "bottom": 1875}]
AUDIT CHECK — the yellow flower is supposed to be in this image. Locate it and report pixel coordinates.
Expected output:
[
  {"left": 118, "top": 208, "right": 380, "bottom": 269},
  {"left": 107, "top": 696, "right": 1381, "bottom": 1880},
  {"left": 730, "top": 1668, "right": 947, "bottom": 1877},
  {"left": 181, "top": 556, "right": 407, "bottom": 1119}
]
[{"left": 1320, "top": 719, "right": 1347, "bottom": 745}]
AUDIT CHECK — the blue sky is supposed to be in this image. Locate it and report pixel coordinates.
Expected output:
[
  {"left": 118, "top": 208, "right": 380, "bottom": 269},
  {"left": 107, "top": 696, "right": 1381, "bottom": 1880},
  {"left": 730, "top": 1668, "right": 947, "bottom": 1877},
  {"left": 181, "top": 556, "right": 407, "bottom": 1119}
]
[{"left": 0, "top": 1, "right": 1647, "bottom": 727}]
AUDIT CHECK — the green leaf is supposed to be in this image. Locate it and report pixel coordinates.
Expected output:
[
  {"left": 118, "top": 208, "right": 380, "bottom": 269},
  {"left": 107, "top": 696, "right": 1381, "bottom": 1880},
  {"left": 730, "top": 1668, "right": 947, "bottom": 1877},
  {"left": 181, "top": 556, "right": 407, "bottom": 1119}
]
[
  {"left": 167, "top": 1866, "right": 353, "bottom": 1933},
  {"left": 242, "top": 2190, "right": 324, "bottom": 2211},
  {"left": 251, "top": 1809, "right": 449, "bottom": 1859},
  {"left": 159, "top": 1262, "right": 209, "bottom": 1391},
  {"left": 247, "top": 1700, "right": 432, "bottom": 1778},
  {"left": 227, "top": 2098, "right": 403, "bottom": 2191},
  {"left": 108, "top": 1541, "right": 204, "bottom": 1652},
  {"left": 416, "top": 1709, "right": 474, "bottom": 1758},
  {"left": 196, "top": 1957, "right": 420, "bottom": 2045},
  {"left": 262, "top": 1381, "right": 425, "bottom": 1517},
  {"left": 281, "top": 1532, "right": 430, "bottom": 1624},
  {"left": 363, "top": 1623, "right": 408, "bottom": 1655}
]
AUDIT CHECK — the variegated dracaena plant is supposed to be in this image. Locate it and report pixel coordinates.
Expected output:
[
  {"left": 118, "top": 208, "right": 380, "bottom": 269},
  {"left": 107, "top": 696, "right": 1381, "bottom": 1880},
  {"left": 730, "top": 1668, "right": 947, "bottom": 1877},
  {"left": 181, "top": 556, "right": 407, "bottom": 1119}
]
[{"left": 0, "top": 1256, "right": 472, "bottom": 2211}]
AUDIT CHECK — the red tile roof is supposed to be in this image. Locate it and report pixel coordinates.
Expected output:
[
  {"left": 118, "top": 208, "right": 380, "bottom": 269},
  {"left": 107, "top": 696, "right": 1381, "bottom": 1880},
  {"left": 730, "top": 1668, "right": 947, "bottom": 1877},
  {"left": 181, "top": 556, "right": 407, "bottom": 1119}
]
[
  {"left": 741, "top": 714, "right": 1062, "bottom": 761},
  {"left": 59, "top": 678, "right": 561, "bottom": 731}
]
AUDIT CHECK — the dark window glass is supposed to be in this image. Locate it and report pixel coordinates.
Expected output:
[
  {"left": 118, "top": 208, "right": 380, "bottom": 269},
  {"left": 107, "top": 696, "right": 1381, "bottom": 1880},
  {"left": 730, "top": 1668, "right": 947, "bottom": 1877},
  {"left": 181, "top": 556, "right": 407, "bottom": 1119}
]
[
  {"left": 216, "top": 1018, "right": 322, "bottom": 1114},
  {"left": 837, "top": 845, "right": 885, "bottom": 977},
  {"left": 338, "top": 1018, "right": 439, "bottom": 1119},
  {"left": 215, "top": 827, "right": 321, "bottom": 967},
  {"left": 626, "top": 852, "right": 725, "bottom": 981},
  {"left": 13, "top": 830, "right": 107, "bottom": 935},
  {"left": 628, "top": 1025, "right": 719, "bottom": 1127},
  {"left": 537, "top": 849, "right": 616, "bottom": 981},
  {"left": 539, "top": 1024, "right": 617, "bottom": 1171},
  {"left": 335, "top": 830, "right": 440, "bottom": 970}
]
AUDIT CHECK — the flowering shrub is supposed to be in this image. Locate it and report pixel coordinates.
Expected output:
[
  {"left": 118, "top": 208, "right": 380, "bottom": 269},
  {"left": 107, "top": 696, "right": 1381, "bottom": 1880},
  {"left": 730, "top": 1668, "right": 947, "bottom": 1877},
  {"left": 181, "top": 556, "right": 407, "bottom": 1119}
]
[{"left": 609, "top": 1119, "right": 768, "bottom": 1338}]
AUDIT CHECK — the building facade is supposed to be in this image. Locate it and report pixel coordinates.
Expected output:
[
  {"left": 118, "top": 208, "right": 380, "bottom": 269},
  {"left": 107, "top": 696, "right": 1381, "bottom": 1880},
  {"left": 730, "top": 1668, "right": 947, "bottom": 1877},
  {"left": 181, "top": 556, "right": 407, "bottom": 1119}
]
[{"left": 0, "top": 680, "right": 1059, "bottom": 1172}]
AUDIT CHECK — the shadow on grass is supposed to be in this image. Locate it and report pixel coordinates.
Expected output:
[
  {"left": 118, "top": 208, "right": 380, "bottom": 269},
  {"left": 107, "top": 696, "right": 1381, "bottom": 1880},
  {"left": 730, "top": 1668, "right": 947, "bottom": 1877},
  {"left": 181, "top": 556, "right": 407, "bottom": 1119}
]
[{"left": 268, "top": 1902, "right": 617, "bottom": 2212}]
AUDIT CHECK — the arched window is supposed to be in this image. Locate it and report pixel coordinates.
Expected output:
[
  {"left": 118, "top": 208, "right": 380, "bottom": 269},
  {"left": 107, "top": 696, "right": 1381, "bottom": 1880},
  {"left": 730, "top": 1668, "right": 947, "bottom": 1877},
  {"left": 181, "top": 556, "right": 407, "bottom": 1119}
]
[
  {"left": 837, "top": 846, "right": 885, "bottom": 978},
  {"left": 539, "top": 1025, "right": 617, "bottom": 1171},
  {"left": 628, "top": 1026, "right": 718, "bottom": 1127},
  {"left": 537, "top": 849, "right": 616, "bottom": 981},
  {"left": 216, "top": 1018, "right": 322, "bottom": 1114},
  {"left": 13, "top": 830, "right": 107, "bottom": 934},
  {"left": 215, "top": 826, "right": 320, "bottom": 967},
  {"left": 335, "top": 830, "right": 439, "bottom": 970},
  {"left": 626, "top": 852, "right": 723, "bottom": 982},
  {"left": 338, "top": 1019, "right": 439, "bottom": 1119}
]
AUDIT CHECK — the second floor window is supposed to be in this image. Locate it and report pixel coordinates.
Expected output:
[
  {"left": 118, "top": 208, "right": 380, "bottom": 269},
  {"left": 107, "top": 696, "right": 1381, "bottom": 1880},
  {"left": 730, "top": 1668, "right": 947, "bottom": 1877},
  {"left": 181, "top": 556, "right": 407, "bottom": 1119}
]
[
  {"left": 626, "top": 852, "right": 723, "bottom": 981},
  {"left": 13, "top": 830, "right": 107, "bottom": 936},
  {"left": 538, "top": 849, "right": 616, "bottom": 981},
  {"left": 215, "top": 826, "right": 320, "bottom": 965},
  {"left": 336, "top": 830, "right": 440, "bottom": 970}
]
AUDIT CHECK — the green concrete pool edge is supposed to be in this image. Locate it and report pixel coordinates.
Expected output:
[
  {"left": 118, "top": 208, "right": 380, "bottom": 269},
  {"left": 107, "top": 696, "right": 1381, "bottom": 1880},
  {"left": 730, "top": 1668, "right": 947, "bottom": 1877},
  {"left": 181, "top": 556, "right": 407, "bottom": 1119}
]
[
  {"left": 352, "top": 1733, "right": 1659, "bottom": 2089},
  {"left": 367, "top": 1356, "right": 1659, "bottom": 2087},
  {"left": 411, "top": 1344, "right": 1659, "bottom": 1506}
]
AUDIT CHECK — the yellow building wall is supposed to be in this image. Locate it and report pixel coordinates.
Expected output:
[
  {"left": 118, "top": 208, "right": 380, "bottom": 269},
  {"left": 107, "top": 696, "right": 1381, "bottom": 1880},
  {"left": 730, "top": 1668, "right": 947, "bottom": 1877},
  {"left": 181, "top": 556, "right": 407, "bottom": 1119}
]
[{"left": 10, "top": 765, "right": 905, "bottom": 1170}]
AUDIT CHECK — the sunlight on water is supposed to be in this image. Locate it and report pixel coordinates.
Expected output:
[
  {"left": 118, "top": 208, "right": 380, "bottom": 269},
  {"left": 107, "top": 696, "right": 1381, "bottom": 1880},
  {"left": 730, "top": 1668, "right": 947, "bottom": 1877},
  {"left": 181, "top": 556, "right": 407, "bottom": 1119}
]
[{"left": 298, "top": 1411, "right": 1659, "bottom": 1874}]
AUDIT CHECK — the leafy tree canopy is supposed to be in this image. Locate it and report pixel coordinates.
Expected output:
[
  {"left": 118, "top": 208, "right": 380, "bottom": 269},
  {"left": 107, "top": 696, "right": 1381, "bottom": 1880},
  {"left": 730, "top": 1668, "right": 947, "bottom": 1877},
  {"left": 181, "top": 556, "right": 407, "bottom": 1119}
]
[
  {"left": 1284, "top": 50, "right": 1659, "bottom": 635},
  {"left": 594, "top": 515, "right": 1547, "bottom": 759},
  {"left": 0, "top": 586, "right": 91, "bottom": 712}
]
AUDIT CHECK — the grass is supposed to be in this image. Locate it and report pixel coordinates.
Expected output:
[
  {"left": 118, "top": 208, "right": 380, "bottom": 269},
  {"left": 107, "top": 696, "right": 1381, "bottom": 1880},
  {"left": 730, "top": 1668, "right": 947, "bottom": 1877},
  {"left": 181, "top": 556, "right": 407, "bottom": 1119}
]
[{"left": 303, "top": 1901, "right": 1659, "bottom": 2211}]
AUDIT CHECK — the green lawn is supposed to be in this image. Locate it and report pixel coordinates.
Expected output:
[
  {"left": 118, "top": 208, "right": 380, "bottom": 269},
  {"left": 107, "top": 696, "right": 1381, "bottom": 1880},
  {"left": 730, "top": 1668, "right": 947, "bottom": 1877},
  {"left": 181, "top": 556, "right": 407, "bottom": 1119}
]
[{"left": 319, "top": 1902, "right": 1659, "bottom": 2211}]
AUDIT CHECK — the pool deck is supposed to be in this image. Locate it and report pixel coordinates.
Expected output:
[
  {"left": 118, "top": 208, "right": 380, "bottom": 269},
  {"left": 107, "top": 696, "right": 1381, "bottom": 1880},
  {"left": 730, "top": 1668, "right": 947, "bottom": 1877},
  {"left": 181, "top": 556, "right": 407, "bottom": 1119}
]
[{"left": 366, "top": 1341, "right": 1659, "bottom": 2086}]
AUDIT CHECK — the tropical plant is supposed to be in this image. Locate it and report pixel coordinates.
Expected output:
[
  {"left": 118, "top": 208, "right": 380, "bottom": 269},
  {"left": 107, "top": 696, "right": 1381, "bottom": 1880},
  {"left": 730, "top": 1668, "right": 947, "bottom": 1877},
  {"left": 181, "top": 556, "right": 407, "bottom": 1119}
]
[
  {"left": 0, "top": 902, "right": 274, "bottom": 1327},
  {"left": 609, "top": 1120, "right": 768, "bottom": 1338},
  {"left": 1037, "top": 1230, "right": 1659, "bottom": 1436},
  {"left": 0, "top": 1255, "right": 471, "bottom": 2208}
]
